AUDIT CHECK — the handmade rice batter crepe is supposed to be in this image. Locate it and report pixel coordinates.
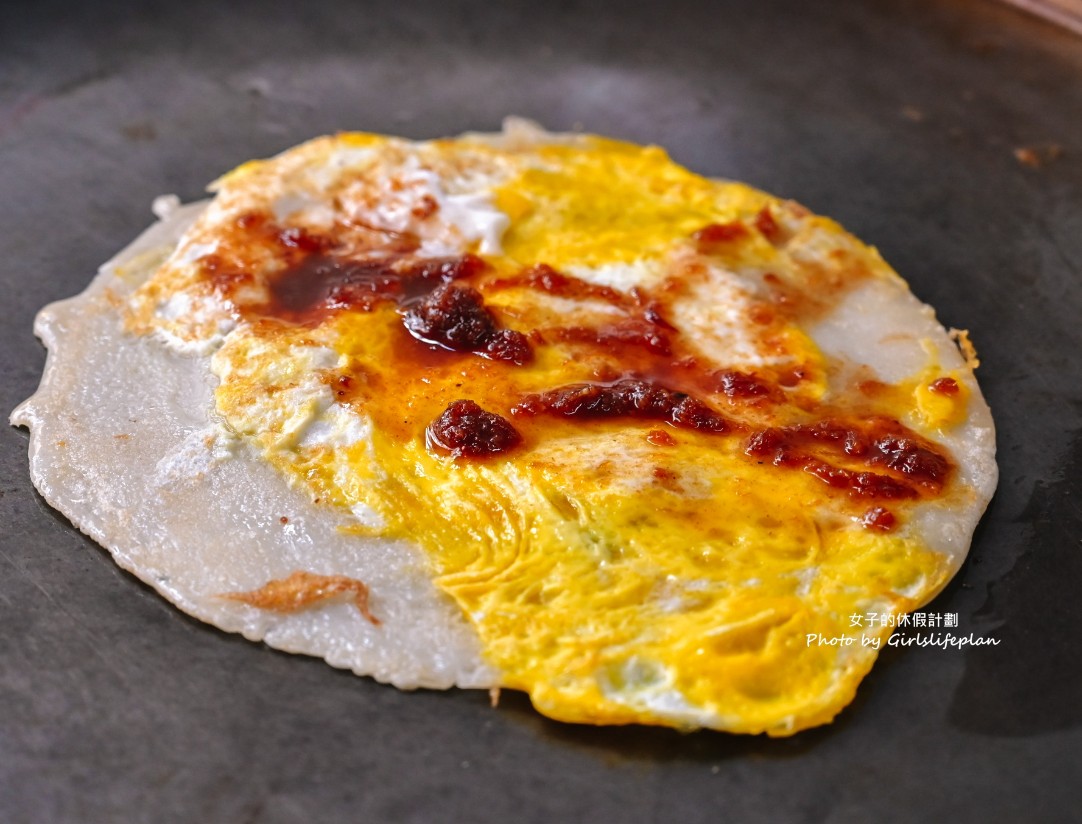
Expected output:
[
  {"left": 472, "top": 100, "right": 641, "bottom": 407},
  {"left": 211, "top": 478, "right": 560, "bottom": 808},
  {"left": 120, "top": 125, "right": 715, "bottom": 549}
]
[{"left": 12, "top": 120, "right": 997, "bottom": 735}]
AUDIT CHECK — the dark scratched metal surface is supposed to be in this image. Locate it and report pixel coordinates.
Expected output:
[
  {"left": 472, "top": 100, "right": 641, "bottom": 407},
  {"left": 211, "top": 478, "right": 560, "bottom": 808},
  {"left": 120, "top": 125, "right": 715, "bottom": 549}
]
[{"left": 2, "top": 1, "right": 1080, "bottom": 821}]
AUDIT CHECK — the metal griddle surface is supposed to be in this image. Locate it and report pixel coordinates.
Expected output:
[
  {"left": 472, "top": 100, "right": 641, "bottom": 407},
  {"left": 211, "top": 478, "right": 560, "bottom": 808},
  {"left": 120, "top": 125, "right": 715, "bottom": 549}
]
[{"left": 2, "top": 1, "right": 1080, "bottom": 821}]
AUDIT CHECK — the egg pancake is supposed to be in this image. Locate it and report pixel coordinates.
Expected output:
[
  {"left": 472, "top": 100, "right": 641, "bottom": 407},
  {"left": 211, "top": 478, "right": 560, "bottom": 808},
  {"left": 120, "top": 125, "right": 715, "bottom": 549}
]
[{"left": 12, "top": 119, "right": 997, "bottom": 735}]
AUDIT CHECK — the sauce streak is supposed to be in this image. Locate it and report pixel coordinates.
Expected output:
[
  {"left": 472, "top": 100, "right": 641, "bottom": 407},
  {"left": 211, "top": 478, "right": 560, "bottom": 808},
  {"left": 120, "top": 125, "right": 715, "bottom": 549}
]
[
  {"left": 489, "top": 263, "right": 631, "bottom": 307},
  {"left": 211, "top": 213, "right": 954, "bottom": 518},
  {"left": 515, "top": 376, "right": 951, "bottom": 507},
  {"left": 514, "top": 378, "right": 731, "bottom": 434},
  {"left": 693, "top": 221, "right": 750, "bottom": 248},
  {"left": 745, "top": 418, "right": 950, "bottom": 498},
  {"left": 264, "top": 253, "right": 486, "bottom": 323},
  {"left": 545, "top": 320, "right": 671, "bottom": 356},
  {"left": 715, "top": 369, "right": 773, "bottom": 399},
  {"left": 754, "top": 207, "right": 781, "bottom": 242}
]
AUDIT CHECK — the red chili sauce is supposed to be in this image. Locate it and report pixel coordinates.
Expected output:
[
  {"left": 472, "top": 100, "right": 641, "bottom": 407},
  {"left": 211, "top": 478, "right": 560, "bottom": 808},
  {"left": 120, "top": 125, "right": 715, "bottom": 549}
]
[{"left": 202, "top": 211, "right": 954, "bottom": 524}]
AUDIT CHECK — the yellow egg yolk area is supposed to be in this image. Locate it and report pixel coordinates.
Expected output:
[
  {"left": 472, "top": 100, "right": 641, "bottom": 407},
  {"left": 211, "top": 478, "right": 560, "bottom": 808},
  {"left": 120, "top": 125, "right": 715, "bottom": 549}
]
[
  {"left": 492, "top": 140, "right": 766, "bottom": 268},
  {"left": 154, "top": 132, "right": 968, "bottom": 735}
]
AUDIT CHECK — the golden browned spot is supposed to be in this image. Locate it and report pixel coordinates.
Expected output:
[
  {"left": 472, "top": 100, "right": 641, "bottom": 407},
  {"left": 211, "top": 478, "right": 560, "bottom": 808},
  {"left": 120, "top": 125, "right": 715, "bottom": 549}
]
[
  {"left": 102, "top": 288, "right": 123, "bottom": 309},
  {"left": 223, "top": 571, "right": 380, "bottom": 625},
  {"left": 949, "top": 328, "right": 981, "bottom": 370}
]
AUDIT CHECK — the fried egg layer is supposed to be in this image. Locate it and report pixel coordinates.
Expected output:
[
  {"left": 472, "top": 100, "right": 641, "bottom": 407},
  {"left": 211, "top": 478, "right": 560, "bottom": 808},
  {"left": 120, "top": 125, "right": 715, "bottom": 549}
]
[{"left": 21, "top": 120, "right": 997, "bottom": 736}]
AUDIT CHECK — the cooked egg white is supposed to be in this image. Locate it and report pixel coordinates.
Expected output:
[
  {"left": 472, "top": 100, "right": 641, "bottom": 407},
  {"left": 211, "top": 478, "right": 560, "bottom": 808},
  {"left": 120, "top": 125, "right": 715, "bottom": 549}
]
[{"left": 17, "top": 120, "right": 997, "bottom": 736}]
